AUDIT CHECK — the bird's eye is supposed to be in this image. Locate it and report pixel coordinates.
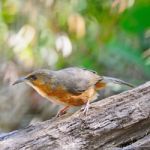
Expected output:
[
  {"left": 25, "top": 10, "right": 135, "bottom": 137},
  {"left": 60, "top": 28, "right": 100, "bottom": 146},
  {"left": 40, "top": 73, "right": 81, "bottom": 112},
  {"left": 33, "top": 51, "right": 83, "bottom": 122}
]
[{"left": 30, "top": 75, "right": 37, "bottom": 80}]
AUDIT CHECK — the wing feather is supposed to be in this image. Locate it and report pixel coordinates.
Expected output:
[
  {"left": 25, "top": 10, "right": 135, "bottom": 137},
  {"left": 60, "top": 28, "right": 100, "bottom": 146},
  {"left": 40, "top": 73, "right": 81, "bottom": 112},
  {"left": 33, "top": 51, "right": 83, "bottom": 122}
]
[{"left": 54, "top": 67, "right": 101, "bottom": 94}]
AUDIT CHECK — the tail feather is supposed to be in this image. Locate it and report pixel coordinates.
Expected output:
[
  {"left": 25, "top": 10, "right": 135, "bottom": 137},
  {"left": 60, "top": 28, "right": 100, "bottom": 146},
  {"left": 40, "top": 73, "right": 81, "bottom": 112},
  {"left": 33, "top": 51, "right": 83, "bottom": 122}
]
[{"left": 102, "top": 76, "right": 134, "bottom": 88}]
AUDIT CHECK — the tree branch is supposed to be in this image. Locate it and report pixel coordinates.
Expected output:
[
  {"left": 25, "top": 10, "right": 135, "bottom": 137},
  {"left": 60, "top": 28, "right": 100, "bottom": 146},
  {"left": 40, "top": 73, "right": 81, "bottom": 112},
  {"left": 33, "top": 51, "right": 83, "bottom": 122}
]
[{"left": 0, "top": 82, "right": 150, "bottom": 150}]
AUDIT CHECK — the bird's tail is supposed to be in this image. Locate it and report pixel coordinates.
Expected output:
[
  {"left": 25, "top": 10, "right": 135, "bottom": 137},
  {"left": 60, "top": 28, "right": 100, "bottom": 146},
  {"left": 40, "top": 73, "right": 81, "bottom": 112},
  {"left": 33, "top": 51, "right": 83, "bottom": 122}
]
[{"left": 102, "top": 76, "right": 134, "bottom": 88}]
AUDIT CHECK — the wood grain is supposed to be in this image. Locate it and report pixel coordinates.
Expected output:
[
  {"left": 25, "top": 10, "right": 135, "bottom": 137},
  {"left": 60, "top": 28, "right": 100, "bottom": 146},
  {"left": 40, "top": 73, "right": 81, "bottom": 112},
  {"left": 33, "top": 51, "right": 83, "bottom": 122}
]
[{"left": 0, "top": 82, "right": 150, "bottom": 150}]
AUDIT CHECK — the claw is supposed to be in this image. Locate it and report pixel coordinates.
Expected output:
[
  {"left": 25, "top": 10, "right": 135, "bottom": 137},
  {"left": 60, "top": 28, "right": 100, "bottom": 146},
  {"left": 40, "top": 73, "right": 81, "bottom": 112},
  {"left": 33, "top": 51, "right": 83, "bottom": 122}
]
[{"left": 82, "top": 100, "right": 90, "bottom": 115}]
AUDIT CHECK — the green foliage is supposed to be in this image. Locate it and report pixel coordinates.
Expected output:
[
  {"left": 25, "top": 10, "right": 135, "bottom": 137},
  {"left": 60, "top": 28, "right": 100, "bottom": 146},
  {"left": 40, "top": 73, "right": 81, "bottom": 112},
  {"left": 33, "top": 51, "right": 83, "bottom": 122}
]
[
  {"left": 0, "top": 0, "right": 149, "bottom": 83},
  {"left": 120, "top": 2, "right": 150, "bottom": 33}
]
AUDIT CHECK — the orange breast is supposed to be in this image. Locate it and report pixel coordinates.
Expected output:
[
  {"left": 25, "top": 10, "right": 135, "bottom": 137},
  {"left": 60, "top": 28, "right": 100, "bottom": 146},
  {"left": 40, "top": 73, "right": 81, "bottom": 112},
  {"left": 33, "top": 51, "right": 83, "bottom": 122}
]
[{"left": 31, "top": 83, "right": 96, "bottom": 106}]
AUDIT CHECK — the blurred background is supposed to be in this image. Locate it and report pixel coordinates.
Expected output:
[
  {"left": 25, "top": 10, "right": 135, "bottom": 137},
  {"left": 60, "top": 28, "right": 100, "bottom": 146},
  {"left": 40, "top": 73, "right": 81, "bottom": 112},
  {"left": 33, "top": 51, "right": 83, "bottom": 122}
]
[{"left": 0, "top": 0, "right": 150, "bottom": 132}]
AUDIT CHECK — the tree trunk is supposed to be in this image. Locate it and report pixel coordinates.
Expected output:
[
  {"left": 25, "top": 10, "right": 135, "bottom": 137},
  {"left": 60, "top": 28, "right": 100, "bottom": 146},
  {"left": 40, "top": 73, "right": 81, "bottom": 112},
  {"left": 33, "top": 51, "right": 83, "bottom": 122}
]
[{"left": 0, "top": 82, "right": 150, "bottom": 150}]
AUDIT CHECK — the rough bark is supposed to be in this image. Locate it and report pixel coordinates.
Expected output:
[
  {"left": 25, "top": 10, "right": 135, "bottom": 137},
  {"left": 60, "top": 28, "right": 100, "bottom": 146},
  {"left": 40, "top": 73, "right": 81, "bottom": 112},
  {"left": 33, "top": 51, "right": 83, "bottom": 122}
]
[{"left": 0, "top": 82, "right": 150, "bottom": 150}]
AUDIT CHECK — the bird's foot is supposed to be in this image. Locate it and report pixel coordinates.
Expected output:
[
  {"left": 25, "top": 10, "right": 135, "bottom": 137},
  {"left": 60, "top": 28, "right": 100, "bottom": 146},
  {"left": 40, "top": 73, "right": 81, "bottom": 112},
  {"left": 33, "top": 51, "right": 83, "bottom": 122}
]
[
  {"left": 56, "top": 106, "right": 70, "bottom": 117},
  {"left": 81, "top": 101, "right": 90, "bottom": 115}
]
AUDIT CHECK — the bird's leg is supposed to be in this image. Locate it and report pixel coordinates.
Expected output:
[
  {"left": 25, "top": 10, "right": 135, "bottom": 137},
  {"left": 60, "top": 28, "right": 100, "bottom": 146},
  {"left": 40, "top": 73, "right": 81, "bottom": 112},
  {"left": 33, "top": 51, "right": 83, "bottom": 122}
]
[
  {"left": 83, "top": 100, "right": 90, "bottom": 115},
  {"left": 56, "top": 106, "right": 70, "bottom": 117}
]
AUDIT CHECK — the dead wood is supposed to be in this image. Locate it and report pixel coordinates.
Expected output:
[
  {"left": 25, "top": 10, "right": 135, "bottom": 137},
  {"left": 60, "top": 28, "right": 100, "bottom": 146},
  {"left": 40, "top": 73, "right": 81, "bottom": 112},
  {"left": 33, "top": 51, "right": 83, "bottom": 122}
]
[{"left": 0, "top": 82, "right": 150, "bottom": 150}]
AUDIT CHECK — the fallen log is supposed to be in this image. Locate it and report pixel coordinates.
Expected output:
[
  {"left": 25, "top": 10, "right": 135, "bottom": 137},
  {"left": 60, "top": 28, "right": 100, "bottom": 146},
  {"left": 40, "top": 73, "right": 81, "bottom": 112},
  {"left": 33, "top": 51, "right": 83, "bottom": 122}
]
[{"left": 0, "top": 82, "right": 150, "bottom": 150}]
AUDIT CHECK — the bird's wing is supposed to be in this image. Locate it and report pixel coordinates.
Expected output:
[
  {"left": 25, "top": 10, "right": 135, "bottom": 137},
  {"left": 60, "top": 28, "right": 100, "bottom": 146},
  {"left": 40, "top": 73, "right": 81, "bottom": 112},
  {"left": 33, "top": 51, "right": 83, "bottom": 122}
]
[{"left": 54, "top": 67, "right": 101, "bottom": 95}]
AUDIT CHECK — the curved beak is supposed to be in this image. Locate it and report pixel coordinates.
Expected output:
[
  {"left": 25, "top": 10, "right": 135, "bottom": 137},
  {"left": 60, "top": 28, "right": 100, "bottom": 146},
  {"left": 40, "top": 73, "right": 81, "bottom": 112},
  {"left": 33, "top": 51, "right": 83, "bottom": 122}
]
[{"left": 12, "top": 77, "right": 26, "bottom": 85}]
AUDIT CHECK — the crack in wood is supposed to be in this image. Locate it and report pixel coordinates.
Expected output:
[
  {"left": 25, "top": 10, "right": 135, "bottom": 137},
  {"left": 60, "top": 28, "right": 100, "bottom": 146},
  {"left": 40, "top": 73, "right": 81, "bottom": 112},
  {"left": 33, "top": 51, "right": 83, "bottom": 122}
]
[{"left": 0, "top": 82, "right": 150, "bottom": 150}]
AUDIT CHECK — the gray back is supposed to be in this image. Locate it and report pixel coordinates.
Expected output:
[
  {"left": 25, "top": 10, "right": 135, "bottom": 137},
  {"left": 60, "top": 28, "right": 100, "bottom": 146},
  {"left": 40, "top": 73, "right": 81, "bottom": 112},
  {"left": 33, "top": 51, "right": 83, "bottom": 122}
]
[{"left": 53, "top": 67, "right": 101, "bottom": 94}]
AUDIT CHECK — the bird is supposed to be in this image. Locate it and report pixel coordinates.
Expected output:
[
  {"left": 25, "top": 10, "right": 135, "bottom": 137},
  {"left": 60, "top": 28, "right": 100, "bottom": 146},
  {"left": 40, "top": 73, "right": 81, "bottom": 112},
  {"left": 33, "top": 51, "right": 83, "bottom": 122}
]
[{"left": 13, "top": 67, "right": 134, "bottom": 117}]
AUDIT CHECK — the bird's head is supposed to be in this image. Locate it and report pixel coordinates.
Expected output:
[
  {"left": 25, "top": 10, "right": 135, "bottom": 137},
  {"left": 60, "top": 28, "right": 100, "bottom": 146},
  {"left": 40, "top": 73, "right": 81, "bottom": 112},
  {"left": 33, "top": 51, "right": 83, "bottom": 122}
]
[{"left": 13, "top": 70, "right": 52, "bottom": 88}]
